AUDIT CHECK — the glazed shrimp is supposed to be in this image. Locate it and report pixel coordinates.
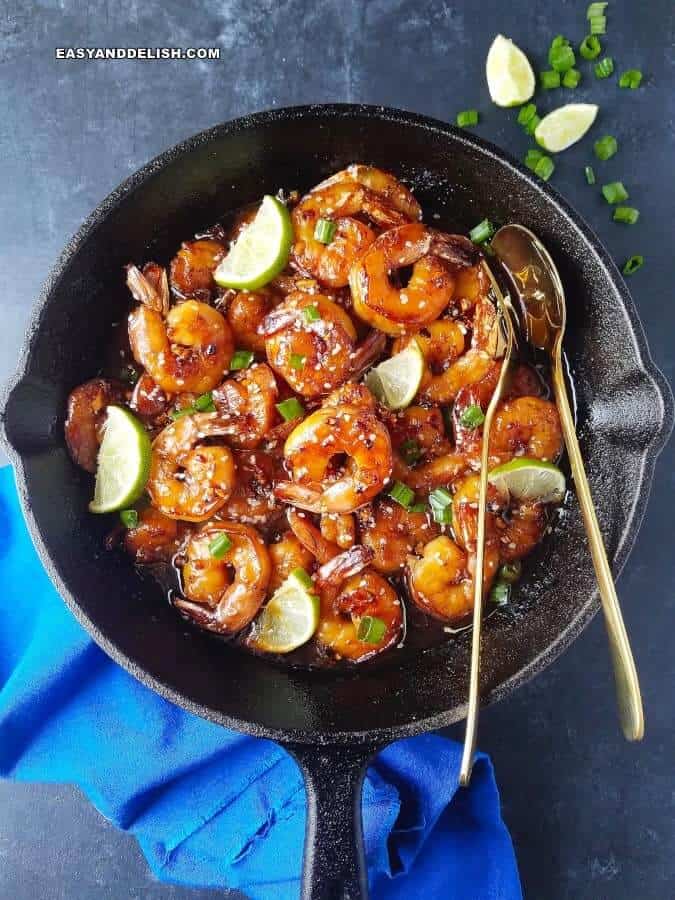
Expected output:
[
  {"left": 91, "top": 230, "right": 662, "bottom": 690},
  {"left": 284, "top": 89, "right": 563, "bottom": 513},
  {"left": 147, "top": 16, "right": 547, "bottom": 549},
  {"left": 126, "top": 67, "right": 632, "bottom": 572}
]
[
  {"left": 393, "top": 320, "right": 467, "bottom": 404},
  {"left": 453, "top": 263, "right": 490, "bottom": 314},
  {"left": 490, "top": 396, "right": 563, "bottom": 464},
  {"left": 123, "top": 507, "right": 182, "bottom": 564},
  {"left": 170, "top": 238, "right": 226, "bottom": 300},
  {"left": 216, "top": 449, "right": 283, "bottom": 526},
  {"left": 175, "top": 522, "right": 271, "bottom": 634},
  {"left": 225, "top": 287, "right": 280, "bottom": 353},
  {"left": 286, "top": 507, "right": 342, "bottom": 564},
  {"left": 357, "top": 499, "right": 440, "bottom": 575},
  {"left": 129, "top": 373, "right": 171, "bottom": 425},
  {"left": 64, "top": 378, "right": 126, "bottom": 472},
  {"left": 146, "top": 413, "right": 236, "bottom": 521},
  {"left": 292, "top": 165, "right": 421, "bottom": 288},
  {"left": 314, "top": 547, "right": 404, "bottom": 661},
  {"left": 349, "top": 223, "right": 479, "bottom": 335},
  {"left": 211, "top": 362, "right": 279, "bottom": 449},
  {"left": 320, "top": 513, "right": 356, "bottom": 550},
  {"left": 268, "top": 531, "right": 314, "bottom": 592},
  {"left": 276, "top": 398, "right": 393, "bottom": 513},
  {"left": 128, "top": 300, "right": 234, "bottom": 394}
]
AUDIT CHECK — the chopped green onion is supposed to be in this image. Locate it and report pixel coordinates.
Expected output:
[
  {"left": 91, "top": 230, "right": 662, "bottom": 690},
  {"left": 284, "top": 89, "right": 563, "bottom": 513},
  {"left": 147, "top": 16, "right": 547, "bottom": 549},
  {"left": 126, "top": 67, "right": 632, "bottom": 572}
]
[
  {"left": 601, "top": 181, "right": 629, "bottom": 204},
  {"left": 432, "top": 506, "right": 453, "bottom": 525},
  {"left": 291, "top": 567, "right": 314, "bottom": 589},
  {"left": 469, "top": 218, "right": 495, "bottom": 245},
  {"left": 594, "top": 135, "right": 618, "bottom": 160},
  {"left": 534, "top": 155, "right": 555, "bottom": 182},
  {"left": 290, "top": 353, "right": 306, "bottom": 370},
  {"left": 594, "top": 57, "right": 614, "bottom": 79},
  {"left": 388, "top": 481, "right": 415, "bottom": 509},
  {"left": 230, "top": 350, "right": 254, "bottom": 371},
  {"left": 550, "top": 35, "right": 569, "bottom": 51},
  {"left": 456, "top": 109, "right": 479, "bottom": 128},
  {"left": 357, "top": 615, "right": 387, "bottom": 644},
  {"left": 589, "top": 15, "right": 606, "bottom": 35},
  {"left": 584, "top": 165, "right": 596, "bottom": 185},
  {"left": 276, "top": 397, "right": 305, "bottom": 421},
  {"left": 517, "top": 103, "right": 537, "bottom": 126},
  {"left": 314, "top": 218, "right": 337, "bottom": 244},
  {"left": 303, "top": 304, "right": 321, "bottom": 323},
  {"left": 209, "top": 532, "right": 232, "bottom": 559},
  {"left": 540, "top": 70, "right": 561, "bottom": 90},
  {"left": 459, "top": 404, "right": 485, "bottom": 428},
  {"left": 619, "top": 69, "right": 643, "bottom": 89},
  {"left": 523, "top": 114, "right": 541, "bottom": 136},
  {"left": 120, "top": 509, "right": 139, "bottom": 529},
  {"left": 399, "top": 438, "right": 422, "bottom": 466},
  {"left": 409, "top": 502, "right": 428, "bottom": 514},
  {"left": 613, "top": 206, "right": 640, "bottom": 225},
  {"left": 579, "top": 35, "right": 601, "bottom": 60},
  {"left": 193, "top": 392, "right": 216, "bottom": 412},
  {"left": 498, "top": 561, "right": 522, "bottom": 584},
  {"left": 622, "top": 255, "right": 644, "bottom": 275},
  {"left": 170, "top": 406, "right": 194, "bottom": 420},
  {"left": 586, "top": 2, "right": 607, "bottom": 18},
  {"left": 562, "top": 68, "right": 581, "bottom": 88},
  {"left": 525, "top": 148, "right": 545, "bottom": 171},
  {"left": 549, "top": 44, "right": 575, "bottom": 73},
  {"left": 429, "top": 487, "right": 453, "bottom": 509},
  {"left": 490, "top": 581, "right": 511, "bottom": 606}
]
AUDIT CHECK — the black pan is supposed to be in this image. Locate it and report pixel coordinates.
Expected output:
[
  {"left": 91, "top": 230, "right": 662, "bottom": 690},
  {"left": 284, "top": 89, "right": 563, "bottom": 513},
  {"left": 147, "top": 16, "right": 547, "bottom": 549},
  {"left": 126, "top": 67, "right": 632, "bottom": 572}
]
[{"left": 1, "top": 105, "right": 672, "bottom": 899}]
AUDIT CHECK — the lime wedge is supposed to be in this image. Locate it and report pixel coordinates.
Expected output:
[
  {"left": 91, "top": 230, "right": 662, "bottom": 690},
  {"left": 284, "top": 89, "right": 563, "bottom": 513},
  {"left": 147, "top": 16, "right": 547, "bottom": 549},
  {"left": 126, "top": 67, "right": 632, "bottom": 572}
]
[
  {"left": 250, "top": 569, "right": 320, "bottom": 654},
  {"left": 486, "top": 35, "right": 536, "bottom": 108},
  {"left": 534, "top": 104, "right": 598, "bottom": 153},
  {"left": 89, "top": 406, "right": 151, "bottom": 513},
  {"left": 214, "top": 195, "right": 292, "bottom": 290},
  {"left": 364, "top": 339, "right": 425, "bottom": 410},
  {"left": 488, "top": 458, "right": 566, "bottom": 504}
]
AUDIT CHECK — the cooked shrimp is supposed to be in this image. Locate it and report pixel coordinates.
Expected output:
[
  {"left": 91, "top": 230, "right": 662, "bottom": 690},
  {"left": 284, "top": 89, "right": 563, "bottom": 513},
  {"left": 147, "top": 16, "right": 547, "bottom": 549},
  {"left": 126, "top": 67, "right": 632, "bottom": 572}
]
[
  {"left": 349, "top": 223, "right": 478, "bottom": 335},
  {"left": 393, "top": 321, "right": 467, "bottom": 404},
  {"left": 216, "top": 449, "right": 283, "bottom": 526},
  {"left": 126, "top": 263, "right": 169, "bottom": 315},
  {"left": 129, "top": 373, "right": 171, "bottom": 424},
  {"left": 453, "top": 264, "right": 490, "bottom": 313},
  {"left": 146, "top": 413, "right": 236, "bottom": 521},
  {"left": 357, "top": 499, "right": 439, "bottom": 574},
  {"left": 128, "top": 300, "right": 234, "bottom": 394},
  {"left": 495, "top": 502, "right": 548, "bottom": 563},
  {"left": 170, "top": 239, "right": 226, "bottom": 300},
  {"left": 407, "top": 535, "right": 498, "bottom": 624},
  {"left": 211, "top": 362, "right": 279, "bottom": 449},
  {"left": 276, "top": 399, "right": 393, "bottom": 513},
  {"left": 175, "top": 522, "right": 271, "bottom": 634},
  {"left": 225, "top": 287, "right": 279, "bottom": 353},
  {"left": 286, "top": 507, "right": 341, "bottom": 564},
  {"left": 419, "top": 349, "right": 496, "bottom": 405},
  {"left": 406, "top": 451, "right": 471, "bottom": 492},
  {"left": 314, "top": 165, "right": 422, "bottom": 221},
  {"left": 64, "top": 378, "right": 126, "bottom": 472},
  {"left": 123, "top": 507, "right": 182, "bottom": 564},
  {"left": 490, "top": 396, "right": 563, "bottom": 464},
  {"left": 320, "top": 513, "right": 356, "bottom": 550},
  {"left": 268, "top": 532, "right": 314, "bottom": 592},
  {"left": 386, "top": 404, "right": 450, "bottom": 464}
]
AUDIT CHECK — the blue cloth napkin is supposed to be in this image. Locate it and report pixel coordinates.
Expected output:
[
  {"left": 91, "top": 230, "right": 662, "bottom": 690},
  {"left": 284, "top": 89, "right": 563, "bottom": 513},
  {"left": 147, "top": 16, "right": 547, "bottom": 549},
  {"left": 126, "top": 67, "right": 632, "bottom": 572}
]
[{"left": 0, "top": 464, "right": 521, "bottom": 899}]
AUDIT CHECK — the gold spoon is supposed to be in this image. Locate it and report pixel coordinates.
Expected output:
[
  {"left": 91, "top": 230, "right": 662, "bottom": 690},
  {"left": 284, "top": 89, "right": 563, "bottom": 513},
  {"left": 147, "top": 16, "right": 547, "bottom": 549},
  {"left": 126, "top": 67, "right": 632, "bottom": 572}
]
[
  {"left": 490, "top": 223, "right": 644, "bottom": 742},
  {"left": 459, "top": 261, "right": 516, "bottom": 787}
]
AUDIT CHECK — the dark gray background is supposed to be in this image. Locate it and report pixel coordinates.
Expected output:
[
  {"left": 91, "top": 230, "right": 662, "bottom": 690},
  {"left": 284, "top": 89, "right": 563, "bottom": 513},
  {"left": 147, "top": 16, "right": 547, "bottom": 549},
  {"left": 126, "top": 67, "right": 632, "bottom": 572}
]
[{"left": 1, "top": 1, "right": 673, "bottom": 898}]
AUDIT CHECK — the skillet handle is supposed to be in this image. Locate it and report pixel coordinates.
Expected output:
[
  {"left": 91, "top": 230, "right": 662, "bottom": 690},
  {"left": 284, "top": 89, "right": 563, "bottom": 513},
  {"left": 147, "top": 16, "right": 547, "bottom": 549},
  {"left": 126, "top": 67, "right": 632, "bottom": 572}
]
[{"left": 290, "top": 742, "right": 382, "bottom": 900}]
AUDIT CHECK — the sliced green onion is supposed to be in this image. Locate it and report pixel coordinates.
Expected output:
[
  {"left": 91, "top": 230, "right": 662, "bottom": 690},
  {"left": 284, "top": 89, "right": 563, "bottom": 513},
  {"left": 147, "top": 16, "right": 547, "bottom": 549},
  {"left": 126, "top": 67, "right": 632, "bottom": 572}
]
[
  {"left": 291, "top": 567, "right": 314, "bottom": 589},
  {"left": 550, "top": 35, "right": 569, "bottom": 51},
  {"left": 357, "top": 615, "right": 387, "bottom": 644},
  {"left": 594, "top": 57, "right": 614, "bottom": 79},
  {"left": 579, "top": 35, "right": 601, "bottom": 60},
  {"left": 230, "top": 350, "right": 254, "bottom": 371},
  {"left": 399, "top": 438, "right": 422, "bottom": 466},
  {"left": 602, "top": 181, "right": 629, "bottom": 204},
  {"left": 594, "top": 135, "right": 618, "bottom": 160},
  {"left": 562, "top": 68, "right": 581, "bottom": 88},
  {"left": 622, "top": 255, "right": 644, "bottom": 275},
  {"left": 517, "top": 103, "right": 537, "bottom": 126},
  {"left": 209, "top": 532, "right": 232, "bottom": 559},
  {"left": 120, "top": 508, "right": 139, "bottom": 529},
  {"left": 619, "top": 69, "right": 642, "bottom": 89},
  {"left": 523, "top": 114, "right": 541, "bottom": 136},
  {"left": 525, "top": 148, "right": 545, "bottom": 171},
  {"left": 534, "top": 155, "right": 555, "bottom": 182},
  {"left": 586, "top": 1, "right": 607, "bottom": 18},
  {"left": 469, "top": 218, "right": 494, "bottom": 245},
  {"left": 613, "top": 206, "right": 640, "bottom": 225},
  {"left": 276, "top": 397, "right": 305, "bottom": 421},
  {"left": 584, "top": 165, "right": 596, "bottom": 185},
  {"left": 459, "top": 404, "right": 486, "bottom": 428},
  {"left": 290, "top": 353, "right": 305, "bottom": 370},
  {"left": 388, "top": 480, "right": 415, "bottom": 509},
  {"left": 549, "top": 44, "right": 575, "bottom": 73},
  {"left": 193, "top": 392, "right": 216, "bottom": 412},
  {"left": 490, "top": 581, "right": 511, "bottom": 606},
  {"left": 432, "top": 505, "right": 453, "bottom": 525},
  {"left": 303, "top": 304, "right": 321, "bottom": 323},
  {"left": 498, "top": 561, "right": 522, "bottom": 584},
  {"left": 409, "top": 502, "right": 428, "bottom": 514},
  {"left": 589, "top": 15, "right": 606, "bottom": 35},
  {"left": 457, "top": 109, "right": 479, "bottom": 128},
  {"left": 429, "top": 487, "right": 453, "bottom": 509},
  {"left": 314, "top": 218, "right": 337, "bottom": 244},
  {"left": 170, "top": 406, "right": 194, "bottom": 420},
  {"left": 540, "top": 70, "right": 561, "bottom": 90}
]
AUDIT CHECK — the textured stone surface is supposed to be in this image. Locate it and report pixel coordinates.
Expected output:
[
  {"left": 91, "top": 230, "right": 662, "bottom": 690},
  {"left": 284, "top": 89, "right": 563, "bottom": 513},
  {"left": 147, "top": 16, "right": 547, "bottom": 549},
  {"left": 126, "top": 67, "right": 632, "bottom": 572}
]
[{"left": 0, "top": 1, "right": 673, "bottom": 899}]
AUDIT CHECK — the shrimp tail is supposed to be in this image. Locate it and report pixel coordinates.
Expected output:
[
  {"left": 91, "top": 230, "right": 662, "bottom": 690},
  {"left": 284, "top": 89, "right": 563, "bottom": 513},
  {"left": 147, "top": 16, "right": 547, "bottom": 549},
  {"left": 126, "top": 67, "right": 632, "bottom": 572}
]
[
  {"left": 287, "top": 507, "right": 340, "bottom": 564},
  {"left": 126, "top": 264, "right": 169, "bottom": 314},
  {"left": 315, "top": 545, "right": 374, "bottom": 591},
  {"left": 274, "top": 481, "right": 324, "bottom": 512},
  {"left": 349, "top": 330, "right": 387, "bottom": 381},
  {"left": 430, "top": 232, "right": 481, "bottom": 268}
]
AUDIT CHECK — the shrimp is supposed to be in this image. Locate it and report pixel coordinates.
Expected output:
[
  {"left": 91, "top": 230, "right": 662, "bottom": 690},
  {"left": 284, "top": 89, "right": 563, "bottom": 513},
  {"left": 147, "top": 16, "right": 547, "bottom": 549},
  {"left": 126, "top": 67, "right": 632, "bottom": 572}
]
[
  {"left": 128, "top": 300, "right": 234, "bottom": 394},
  {"left": 175, "top": 522, "right": 271, "bottom": 634},
  {"left": 406, "top": 451, "right": 470, "bottom": 492},
  {"left": 292, "top": 165, "right": 421, "bottom": 288},
  {"left": 217, "top": 449, "right": 283, "bottom": 526},
  {"left": 349, "top": 223, "right": 479, "bottom": 335},
  {"left": 268, "top": 532, "right": 315, "bottom": 592},
  {"left": 357, "top": 499, "right": 439, "bottom": 574},
  {"left": 64, "top": 378, "right": 126, "bottom": 472},
  {"left": 286, "top": 507, "right": 342, "bottom": 564},
  {"left": 123, "top": 507, "right": 182, "bottom": 564},
  {"left": 260, "top": 293, "right": 358, "bottom": 397},
  {"left": 386, "top": 404, "right": 451, "bottom": 465},
  {"left": 407, "top": 535, "right": 498, "bottom": 624},
  {"left": 146, "top": 413, "right": 236, "bottom": 521},
  {"left": 393, "top": 321, "right": 467, "bottom": 404},
  {"left": 225, "top": 287, "right": 279, "bottom": 353},
  {"left": 490, "top": 396, "right": 563, "bottom": 464},
  {"left": 211, "top": 362, "right": 279, "bottom": 449},
  {"left": 170, "top": 238, "right": 226, "bottom": 300},
  {"left": 126, "top": 263, "right": 169, "bottom": 316},
  {"left": 495, "top": 502, "right": 548, "bottom": 563},
  {"left": 453, "top": 264, "right": 490, "bottom": 314},
  {"left": 129, "top": 373, "right": 171, "bottom": 424},
  {"left": 313, "top": 546, "right": 404, "bottom": 661},
  {"left": 276, "top": 398, "right": 393, "bottom": 513},
  {"left": 320, "top": 513, "right": 356, "bottom": 550}
]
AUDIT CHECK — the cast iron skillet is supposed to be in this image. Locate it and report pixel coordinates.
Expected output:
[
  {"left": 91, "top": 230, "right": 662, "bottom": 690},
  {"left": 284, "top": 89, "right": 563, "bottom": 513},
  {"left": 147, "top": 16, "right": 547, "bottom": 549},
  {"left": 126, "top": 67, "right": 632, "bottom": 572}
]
[{"left": 1, "top": 105, "right": 672, "bottom": 899}]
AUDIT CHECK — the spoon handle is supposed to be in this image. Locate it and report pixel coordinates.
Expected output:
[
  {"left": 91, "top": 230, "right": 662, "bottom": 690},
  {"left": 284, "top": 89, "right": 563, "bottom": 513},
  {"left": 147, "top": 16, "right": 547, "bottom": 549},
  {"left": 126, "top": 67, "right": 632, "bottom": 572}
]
[{"left": 552, "top": 355, "right": 644, "bottom": 741}]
